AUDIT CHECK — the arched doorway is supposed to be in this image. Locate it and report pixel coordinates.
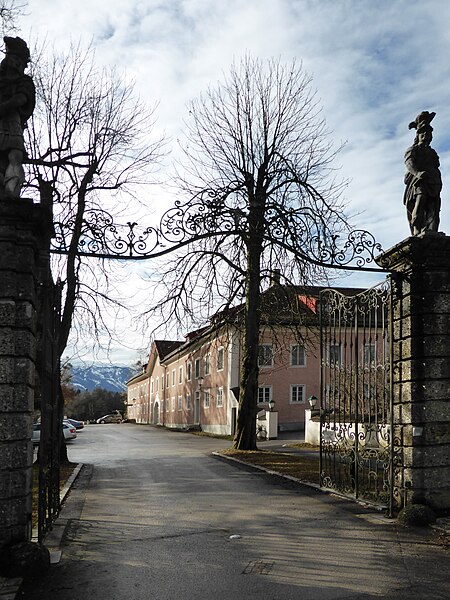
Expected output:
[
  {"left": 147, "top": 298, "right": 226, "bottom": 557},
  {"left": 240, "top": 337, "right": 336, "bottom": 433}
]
[{"left": 153, "top": 402, "right": 160, "bottom": 424}]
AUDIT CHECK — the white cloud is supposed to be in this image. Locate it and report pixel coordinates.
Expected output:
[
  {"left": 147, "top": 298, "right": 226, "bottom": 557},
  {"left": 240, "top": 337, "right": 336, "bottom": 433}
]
[{"left": 17, "top": 0, "right": 450, "bottom": 362}]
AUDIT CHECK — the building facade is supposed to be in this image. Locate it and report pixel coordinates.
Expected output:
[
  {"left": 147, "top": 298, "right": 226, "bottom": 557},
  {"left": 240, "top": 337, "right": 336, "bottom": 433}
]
[{"left": 126, "top": 285, "right": 364, "bottom": 435}]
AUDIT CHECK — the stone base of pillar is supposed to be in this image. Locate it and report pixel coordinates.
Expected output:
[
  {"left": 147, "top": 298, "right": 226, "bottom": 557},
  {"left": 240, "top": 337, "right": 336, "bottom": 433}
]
[
  {"left": 0, "top": 199, "right": 53, "bottom": 549},
  {"left": 377, "top": 233, "right": 450, "bottom": 514}
]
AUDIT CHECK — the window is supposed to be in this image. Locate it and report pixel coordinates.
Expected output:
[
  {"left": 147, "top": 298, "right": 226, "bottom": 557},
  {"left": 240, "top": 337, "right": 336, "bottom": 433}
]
[
  {"left": 363, "top": 383, "right": 375, "bottom": 400},
  {"left": 172, "top": 369, "right": 176, "bottom": 386},
  {"left": 290, "top": 385, "right": 305, "bottom": 403},
  {"left": 217, "top": 347, "right": 224, "bottom": 371},
  {"left": 178, "top": 366, "right": 183, "bottom": 384},
  {"left": 363, "top": 343, "right": 376, "bottom": 366},
  {"left": 187, "top": 362, "right": 192, "bottom": 381},
  {"left": 171, "top": 396, "right": 175, "bottom": 412},
  {"left": 155, "top": 377, "right": 159, "bottom": 392},
  {"left": 195, "top": 358, "right": 201, "bottom": 378},
  {"left": 178, "top": 395, "right": 182, "bottom": 410},
  {"left": 258, "top": 386, "right": 272, "bottom": 404},
  {"left": 186, "top": 393, "right": 191, "bottom": 410},
  {"left": 150, "top": 379, "right": 154, "bottom": 394},
  {"left": 329, "top": 344, "right": 341, "bottom": 365},
  {"left": 166, "top": 373, "right": 169, "bottom": 388},
  {"left": 216, "top": 387, "right": 223, "bottom": 407},
  {"left": 291, "top": 345, "right": 306, "bottom": 366},
  {"left": 258, "top": 344, "right": 273, "bottom": 367},
  {"left": 161, "top": 375, "right": 164, "bottom": 391},
  {"left": 204, "top": 390, "right": 210, "bottom": 408},
  {"left": 204, "top": 353, "right": 211, "bottom": 376}
]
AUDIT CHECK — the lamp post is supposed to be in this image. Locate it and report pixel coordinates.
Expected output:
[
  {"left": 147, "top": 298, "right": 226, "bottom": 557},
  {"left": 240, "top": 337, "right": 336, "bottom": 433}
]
[
  {"left": 308, "top": 395, "right": 317, "bottom": 409},
  {"left": 268, "top": 398, "right": 276, "bottom": 412}
]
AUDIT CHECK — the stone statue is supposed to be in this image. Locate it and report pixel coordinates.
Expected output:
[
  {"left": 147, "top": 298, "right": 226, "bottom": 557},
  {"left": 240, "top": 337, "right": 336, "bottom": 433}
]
[
  {"left": 0, "top": 36, "right": 35, "bottom": 199},
  {"left": 403, "top": 111, "right": 442, "bottom": 236}
]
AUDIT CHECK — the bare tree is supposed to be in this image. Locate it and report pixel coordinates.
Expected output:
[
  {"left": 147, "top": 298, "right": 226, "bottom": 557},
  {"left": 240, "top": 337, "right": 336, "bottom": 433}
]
[
  {"left": 25, "top": 42, "right": 164, "bottom": 358},
  {"left": 145, "top": 56, "right": 350, "bottom": 450},
  {"left": 0, "top": 0, "right": 27, "bottom": 34}
]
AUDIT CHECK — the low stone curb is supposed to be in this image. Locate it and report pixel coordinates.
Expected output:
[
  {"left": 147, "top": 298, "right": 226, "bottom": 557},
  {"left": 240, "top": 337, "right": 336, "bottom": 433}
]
[
  {"left": 213, "top": 451, "right": 450, "bottom": 537},
  {"left": 211, "top": 450, "right": 322, "bottom": 490}
]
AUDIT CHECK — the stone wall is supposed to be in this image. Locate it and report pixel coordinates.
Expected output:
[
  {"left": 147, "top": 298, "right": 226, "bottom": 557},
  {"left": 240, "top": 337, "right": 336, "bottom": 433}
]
[
  {"left": 377, "top": 234, "right": 450, "bottom": 514},
  {"left": 0, "top": 199, "right": 52, "bottom": 548}
]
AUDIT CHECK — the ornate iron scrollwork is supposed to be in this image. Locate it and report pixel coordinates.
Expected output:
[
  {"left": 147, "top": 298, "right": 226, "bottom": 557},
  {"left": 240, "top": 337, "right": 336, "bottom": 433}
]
[
  {"left": 308, "top": 230, "right": 384, "bottom": 271},
  {"left": 51, "top": 198, "right": 385, "bottom": 272}
]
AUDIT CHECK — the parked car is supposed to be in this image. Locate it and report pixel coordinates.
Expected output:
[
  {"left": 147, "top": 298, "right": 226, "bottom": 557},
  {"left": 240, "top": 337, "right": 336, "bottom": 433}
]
[
  {"left": 64, "top": 418, "right": 84, "bottom": 430},
  {"left": 32, "top": 423, "right": 77, "bottom": 444},
  {"left": 96, "top": 413, "right": 122, "bottom": 424}
]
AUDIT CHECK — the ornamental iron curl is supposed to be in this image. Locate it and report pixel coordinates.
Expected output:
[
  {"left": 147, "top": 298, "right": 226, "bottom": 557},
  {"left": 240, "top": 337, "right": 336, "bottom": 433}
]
[{"left": 51, "top": 195, "right": 386, "bottom": 272}]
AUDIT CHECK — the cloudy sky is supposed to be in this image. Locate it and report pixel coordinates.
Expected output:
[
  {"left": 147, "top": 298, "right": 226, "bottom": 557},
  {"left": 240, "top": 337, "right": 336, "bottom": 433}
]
[{"left": 17, "top": 0, "right": 450, "bottom": 364}]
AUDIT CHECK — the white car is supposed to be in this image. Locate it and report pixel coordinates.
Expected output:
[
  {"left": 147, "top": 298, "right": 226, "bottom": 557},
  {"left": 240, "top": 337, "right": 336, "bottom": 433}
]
[{"left": 32, "top": 423, "right": 77, "bottom": 444}]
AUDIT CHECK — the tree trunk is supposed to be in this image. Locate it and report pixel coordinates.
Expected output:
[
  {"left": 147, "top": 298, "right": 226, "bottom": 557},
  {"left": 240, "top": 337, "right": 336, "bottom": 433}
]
[{"left": 233, "top": 188, "right": 265, "bottom": 450}]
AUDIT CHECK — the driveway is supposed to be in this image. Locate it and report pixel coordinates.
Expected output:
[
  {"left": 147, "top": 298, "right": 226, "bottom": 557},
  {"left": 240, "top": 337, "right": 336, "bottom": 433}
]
[{"left": 18, "top": 424, "right": 449, "bottom": 600}]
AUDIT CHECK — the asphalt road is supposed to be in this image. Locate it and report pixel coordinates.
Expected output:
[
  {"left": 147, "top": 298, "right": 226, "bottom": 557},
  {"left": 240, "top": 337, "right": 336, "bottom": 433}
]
[{"left": 19, "top": 424, "right": 449, "bottom": 600}]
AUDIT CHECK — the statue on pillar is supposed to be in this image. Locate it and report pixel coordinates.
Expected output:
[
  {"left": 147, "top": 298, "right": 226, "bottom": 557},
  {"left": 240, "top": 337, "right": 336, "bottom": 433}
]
[
  {"left": 403, "top": 111, "right": 442, "bottom": 236},
  {"left": 0, "top": 36, "right": 35, "bottom": 200}
]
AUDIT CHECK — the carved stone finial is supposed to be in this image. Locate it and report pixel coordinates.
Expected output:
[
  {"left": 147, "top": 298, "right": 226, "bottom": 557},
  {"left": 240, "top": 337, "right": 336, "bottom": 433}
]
[{"left": 403, "top": 111, "right": 442, "bottom": 236}]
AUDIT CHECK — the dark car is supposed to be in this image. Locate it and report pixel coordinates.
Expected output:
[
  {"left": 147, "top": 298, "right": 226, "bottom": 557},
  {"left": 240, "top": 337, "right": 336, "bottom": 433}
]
[{"left": 64, "top": 418, "right": 84, "bottom": 430}]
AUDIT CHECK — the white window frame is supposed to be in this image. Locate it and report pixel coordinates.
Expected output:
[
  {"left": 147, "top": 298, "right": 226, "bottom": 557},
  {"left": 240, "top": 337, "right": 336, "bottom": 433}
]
[
  {"left": 178, "top": 366, "right": 183, "bottom": 384},
  {"left": 186, "top": 362, "right": 192, "bottom": 381},
  {"left": 204, "top": 389, "right": 210, "bottom": 408},
  {"left": 291, "top": 344, "right": 306, "bottom": 367},
  {"left": 258, "top": 344, "right": 273, "bottom": 368},
  {"left": 290, "top": 384, "right": 305, "bottom": 403},
  {"left": 329, "top": 344, "right": 341, "bottom": 365},
  {"left": 155, "top": 377, "right": 159, "bottom": 392},
  {"left": 172, "top": 369, "right": 176, "bottom": 386},
  {"left": 363, "top": 343, "right": 376, "bottom": 366},
  {"left": 177, "top": 395, "right": 183, "bottom": 411},
  {"left": 204, "top": 353, "right": 211, "bottom": 376},
  {"left": 186, "top": 393, "right": 191, "bottom": 410},
  {"left": 216, "top": 387, "right": 223, "bottom": 407},
  {"left": 216, "top": 347, "right": 224, "bottom": 371},
  {"left": 258, "top": 386, "right": 272, "bottom": 404},
  {"left": 195, "top": 358, "right": 201, "bottom": 379},
  {"left": 171, "top": 396, "right": 175, "bottom": 412},
  {"left": 161, "top": 375, "right": 164, "bottom": 391}
]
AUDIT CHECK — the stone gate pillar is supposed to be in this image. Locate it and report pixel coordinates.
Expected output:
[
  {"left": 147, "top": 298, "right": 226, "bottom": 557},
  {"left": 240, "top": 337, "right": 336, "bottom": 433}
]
[
  {"left": 0, "top": 199, "right": 52, "bottom": 549},
  {"left": 377, "top": 233, "right": 450, "bottom": 514}
]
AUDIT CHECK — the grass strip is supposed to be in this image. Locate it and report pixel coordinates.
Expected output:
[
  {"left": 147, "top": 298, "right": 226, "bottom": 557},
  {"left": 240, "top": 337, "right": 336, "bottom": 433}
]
[{"left": 220, "top": 450, "right": 320, "bottom": 484}]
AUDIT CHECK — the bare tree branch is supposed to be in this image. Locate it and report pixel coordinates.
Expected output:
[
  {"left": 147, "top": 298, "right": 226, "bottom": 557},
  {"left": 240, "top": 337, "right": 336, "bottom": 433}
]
[
  {"left": 145, "top": 56, "right": 350, "bottom": 450},
  {"left": 25, "top": 41, "right": 165, "bottom": 358}
]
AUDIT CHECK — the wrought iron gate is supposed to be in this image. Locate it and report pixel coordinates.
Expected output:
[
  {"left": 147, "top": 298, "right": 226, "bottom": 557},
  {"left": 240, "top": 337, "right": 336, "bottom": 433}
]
[
  {"left": 36, "top": 273, "right": 63, "bottom": 542},
  {"left": 319, "top": 281, "right": 393, "bottom": 511}
]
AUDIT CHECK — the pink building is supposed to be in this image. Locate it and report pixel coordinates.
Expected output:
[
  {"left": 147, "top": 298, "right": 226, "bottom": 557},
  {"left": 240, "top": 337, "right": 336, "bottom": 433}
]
[{"left": 126, "top": 285, "right": 364, "bottom": 434}]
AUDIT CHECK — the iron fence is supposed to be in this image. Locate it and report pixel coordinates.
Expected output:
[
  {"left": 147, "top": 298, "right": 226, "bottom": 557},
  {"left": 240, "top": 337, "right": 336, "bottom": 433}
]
[{"left": 319, "top": 281, "right": 393, "bottom": 512}]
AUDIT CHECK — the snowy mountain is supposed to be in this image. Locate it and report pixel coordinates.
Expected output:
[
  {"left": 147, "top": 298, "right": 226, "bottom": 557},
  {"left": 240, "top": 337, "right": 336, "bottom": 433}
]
[{"left": 71, "top": 363, "right": 135, "bottom": 393}]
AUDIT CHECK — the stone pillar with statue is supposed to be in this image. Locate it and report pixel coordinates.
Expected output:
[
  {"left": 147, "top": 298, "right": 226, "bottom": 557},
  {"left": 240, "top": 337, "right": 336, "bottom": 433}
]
[
  {"left": 376, "top": 111, "right": 450, "bottom": 516},
  {"left": 0, "top": 36, "right": 53, "bottom": 574}
]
